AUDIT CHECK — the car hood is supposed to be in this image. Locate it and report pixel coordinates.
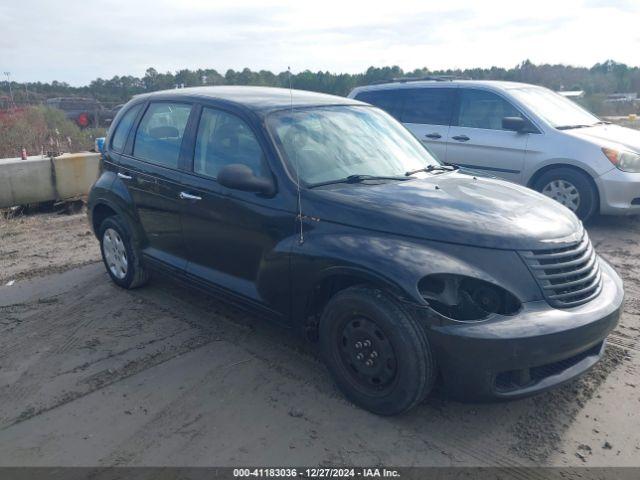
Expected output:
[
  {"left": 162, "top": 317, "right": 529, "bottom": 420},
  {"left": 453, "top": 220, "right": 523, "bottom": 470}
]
[
  {"left": 563, "top": 124, "right": 640, "bottom": 152},
  {"left": 305, "top": 172, "right": 583, "bottom": 250}
]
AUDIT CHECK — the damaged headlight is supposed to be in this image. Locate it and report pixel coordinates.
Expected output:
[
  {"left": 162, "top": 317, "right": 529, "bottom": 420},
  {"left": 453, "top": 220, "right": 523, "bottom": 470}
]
[{"left": 419, "top": 274, "right": 521, "bottom": 321}]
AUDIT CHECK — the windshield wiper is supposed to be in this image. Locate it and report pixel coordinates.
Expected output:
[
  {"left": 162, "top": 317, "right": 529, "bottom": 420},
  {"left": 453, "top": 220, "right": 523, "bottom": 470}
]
[
  {"left": 405, "top": 164, "right": 458, "bottom": 176},
  {"left": 308, "top": 174, "right": 410, "bottom": 188}
]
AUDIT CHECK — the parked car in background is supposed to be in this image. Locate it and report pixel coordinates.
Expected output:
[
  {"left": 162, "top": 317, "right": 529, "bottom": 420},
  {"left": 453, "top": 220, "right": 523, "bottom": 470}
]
[
  {"left": 88, "top": 86, "right": 623, "bottom": 415},
  {"left": 349, "top": 80, "right": 640, "bottom": 220},
  {"left": 45, "top": 97, "right": 108, "bottom": 128},
  {"left": 109, "top": 103, "right": 125, "bottom": 118}
]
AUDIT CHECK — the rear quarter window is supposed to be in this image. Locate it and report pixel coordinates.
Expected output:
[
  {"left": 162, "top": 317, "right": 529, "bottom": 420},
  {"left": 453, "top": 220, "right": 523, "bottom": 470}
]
[{"left": 110, "top": 104, "right": 142, "bottom": 153}]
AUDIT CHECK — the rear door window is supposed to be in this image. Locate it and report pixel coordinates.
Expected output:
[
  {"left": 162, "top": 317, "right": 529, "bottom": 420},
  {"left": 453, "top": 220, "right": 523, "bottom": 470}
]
[
  {"left": 456, "top": 89, "right": 522, "bottom": 130},
  {"left": 133, "top": 102, "right": 192, "bottom": 169},
  {"left": 401, "top": 88, "right": 455, "bottom": 125},
  {"left": 354, "top": 90, "right": 404, "bottom": 119},
  {"left": 110, "top": 104, "right": 142, "bottom": 152}
]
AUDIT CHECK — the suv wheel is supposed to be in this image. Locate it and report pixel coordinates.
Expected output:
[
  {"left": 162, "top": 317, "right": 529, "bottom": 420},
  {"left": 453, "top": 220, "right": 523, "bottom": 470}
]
[
  {"left": 533, "top": 167, "right": 598, "bottom": 221},
  {"left": 319, "top": 286, "right": 435, "bottom": 415},
  {"left": 99, "top": 215, "right": 149, "bottom": 289}
]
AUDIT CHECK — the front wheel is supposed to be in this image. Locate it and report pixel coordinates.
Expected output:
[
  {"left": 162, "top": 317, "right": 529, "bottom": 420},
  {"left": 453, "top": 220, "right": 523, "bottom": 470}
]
[
  {"left": 99, "top": 215, "right": 149, "bottom": 289},
  {"left": 319, "top": 286, "right": 435, "bottom": 416},
  {"left": 533, "top": 167, "right": 598, "bottom": 221}
]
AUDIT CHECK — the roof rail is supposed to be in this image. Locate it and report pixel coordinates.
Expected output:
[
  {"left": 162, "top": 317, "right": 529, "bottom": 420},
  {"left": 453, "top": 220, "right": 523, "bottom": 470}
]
[
  {"left": 392, "top": 75, "right": 464, "bottom": 83},
  {"left": 368, "top": 75, "right": 466, "bottom": 86}
]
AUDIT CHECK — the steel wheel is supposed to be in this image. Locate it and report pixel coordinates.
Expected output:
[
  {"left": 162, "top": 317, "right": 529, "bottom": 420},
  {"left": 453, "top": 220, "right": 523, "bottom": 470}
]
[
  {"left": 320, "top": 286, "right": 435, "bottom": 415},
  {"left": 102, "top": 227, "right": 128, "bottom": 279},
  {"left": 542, "top": 179, "right": 581, "bottom": 212},
  {"left": 338, "top": 316, "right": 397, "bottom": 392}
]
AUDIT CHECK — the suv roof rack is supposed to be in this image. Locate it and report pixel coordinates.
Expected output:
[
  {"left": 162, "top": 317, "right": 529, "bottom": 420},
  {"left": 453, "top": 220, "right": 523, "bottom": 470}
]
[
  {"left": 368, "top": 75, "right": 467, "bottom": 86},
  {"left": 392, "top": 75, "right": 464, "bottom": 83}
]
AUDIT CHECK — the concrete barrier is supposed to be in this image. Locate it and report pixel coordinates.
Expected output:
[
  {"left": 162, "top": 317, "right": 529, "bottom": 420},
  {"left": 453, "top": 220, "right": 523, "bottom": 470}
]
[{"left": 0, "top": 152, "right": 101, "bottom": 208}]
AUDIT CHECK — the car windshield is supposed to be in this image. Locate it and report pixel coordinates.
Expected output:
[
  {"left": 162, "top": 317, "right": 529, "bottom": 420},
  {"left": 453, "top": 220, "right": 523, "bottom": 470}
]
[
  {"left": 509, "top": 87, "right": 601, "bottom": 129},
  {"left": 267, "top": 105, "right": 440, "bottom": 186}
]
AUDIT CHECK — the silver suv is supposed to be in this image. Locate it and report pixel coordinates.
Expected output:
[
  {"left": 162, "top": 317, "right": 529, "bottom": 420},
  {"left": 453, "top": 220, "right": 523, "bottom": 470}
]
[{"left": 349, "top": 80, "right": 640, "bottom": 220}]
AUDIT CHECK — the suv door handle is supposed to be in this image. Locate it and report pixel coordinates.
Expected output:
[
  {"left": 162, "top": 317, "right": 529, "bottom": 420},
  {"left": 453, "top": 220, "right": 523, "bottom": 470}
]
[
  {"left": 425, "top": 133, "right": 442, "bottom": 139},
  {"left": 452, "top": 135, "right": 470, "bottom": 142},
  {"left": 117, "top": 172, "right": 133, "bottom": 180},
  {"left": 179, "top": 192, "right": 202, "bottom": 201}
]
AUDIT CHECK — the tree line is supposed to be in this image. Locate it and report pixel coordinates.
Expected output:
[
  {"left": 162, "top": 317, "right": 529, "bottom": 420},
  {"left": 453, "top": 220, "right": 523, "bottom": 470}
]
[{"left": 2, "top": 60, "right": 639, "bottom": 111}]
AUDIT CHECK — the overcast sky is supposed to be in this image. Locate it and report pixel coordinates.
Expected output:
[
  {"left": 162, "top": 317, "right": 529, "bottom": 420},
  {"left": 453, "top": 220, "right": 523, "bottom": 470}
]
[{"left": 1, "top": 0, "right": 639, "bottom": 86}]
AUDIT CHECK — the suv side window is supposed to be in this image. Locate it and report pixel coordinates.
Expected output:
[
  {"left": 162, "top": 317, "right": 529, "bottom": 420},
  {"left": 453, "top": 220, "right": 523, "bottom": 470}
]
[
  {"left": 457, "top": 89, "right": 522, "bottom": 130},
  {"left": 354, "top": 90, "right": 403, "bottom": 119},
  {"left": 133, "top": 102, "right": 192, "bottom": 168},
  {"left": 194, "top": 108, "right": 266, "bottom": 179},
  {"left": 401, "top": 88, "right": 455, "bottom": 125},
  {"left": 111, "top": 104, "right": 142, "bottom": 152}
]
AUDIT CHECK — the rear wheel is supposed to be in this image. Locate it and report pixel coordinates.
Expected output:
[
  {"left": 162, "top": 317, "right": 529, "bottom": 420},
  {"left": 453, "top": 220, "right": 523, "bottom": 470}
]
[
  {"left": 99, "top": 215, "right": 149, "bottom": 289},
  {"left": 319, "top": 286, "right": 435, "bottom": 416},
  {"left": 533, "top": 167, "right": 598, "bottom": 221}
]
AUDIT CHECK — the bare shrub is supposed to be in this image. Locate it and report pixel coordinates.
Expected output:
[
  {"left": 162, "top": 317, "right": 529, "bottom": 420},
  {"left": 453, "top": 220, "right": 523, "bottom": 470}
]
[{"left": 0, "top": 106, "right": 106, "bottom": 158}]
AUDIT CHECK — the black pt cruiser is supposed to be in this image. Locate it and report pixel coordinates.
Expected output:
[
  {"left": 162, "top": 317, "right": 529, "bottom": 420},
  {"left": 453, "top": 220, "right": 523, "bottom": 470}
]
[{"left": 88, "top": 86, "right": 624, "bottom": 415}]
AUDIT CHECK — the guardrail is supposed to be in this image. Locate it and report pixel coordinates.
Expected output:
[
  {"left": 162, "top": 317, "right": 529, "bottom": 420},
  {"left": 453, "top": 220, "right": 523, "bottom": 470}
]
[{"left": 0, "top": 152, "right": 101, "bottom": 209}]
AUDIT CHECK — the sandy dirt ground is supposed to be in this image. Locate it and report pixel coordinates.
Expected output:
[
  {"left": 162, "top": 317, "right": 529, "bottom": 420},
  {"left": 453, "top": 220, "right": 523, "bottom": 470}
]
[
  {"left": 0, "top": 210, "right": 638, "bottom": 468},
  {"left": 0, "top": 210, "right": 100, "bottom": 285}
]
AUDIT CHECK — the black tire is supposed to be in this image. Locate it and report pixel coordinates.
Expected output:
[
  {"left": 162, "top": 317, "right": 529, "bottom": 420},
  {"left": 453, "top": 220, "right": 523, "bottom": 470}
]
[
  {"left": 533, "top": 167, "right": 598, "bottom": 221},
  {"left": 319, "top": 285, "right": 435, "bottom": 416},
  {"left": 98, "top": 215, "right": 149, "bottom": 289}
]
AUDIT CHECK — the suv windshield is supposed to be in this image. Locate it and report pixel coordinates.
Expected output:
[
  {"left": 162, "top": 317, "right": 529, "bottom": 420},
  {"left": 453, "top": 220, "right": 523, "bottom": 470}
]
[
  {"left": 510, "top": 87, "right": 601, "bottom": 129},
  {"left": 267, "top": 106, "right": 439, "bottom": 186}
]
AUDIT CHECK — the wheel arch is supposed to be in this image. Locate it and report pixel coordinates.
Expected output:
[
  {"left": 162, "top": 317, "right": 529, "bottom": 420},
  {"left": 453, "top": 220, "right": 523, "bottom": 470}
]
[
  {"left": 91, "top": 202, "right": 118, "bottom": 235},
  {"left": 301, "top": 267, "right": 410, "bottom": 342},
  {"left": 527, "top": 163, "right": 601, "bottom": 213},
  {"left": 89, "top": 195, "right": 147, "bottom": 247}
]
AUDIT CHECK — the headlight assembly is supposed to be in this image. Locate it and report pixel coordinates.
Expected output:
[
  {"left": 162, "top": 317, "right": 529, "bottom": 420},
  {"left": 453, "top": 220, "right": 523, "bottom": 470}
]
[
  {"left": 602, "top": 147, "right": 640, "bottom": 173},
  {"left": 418, "top": 274, "right": 521, "bottom": 321}
]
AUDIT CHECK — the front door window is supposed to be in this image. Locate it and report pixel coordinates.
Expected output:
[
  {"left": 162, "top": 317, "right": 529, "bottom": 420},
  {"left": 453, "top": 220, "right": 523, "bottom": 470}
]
[
  {"left": 456, "top": 90, "right": 522, "bottom": 130},
  {"left": 194, "top": 108, "right": 267, "bottom": 179}
]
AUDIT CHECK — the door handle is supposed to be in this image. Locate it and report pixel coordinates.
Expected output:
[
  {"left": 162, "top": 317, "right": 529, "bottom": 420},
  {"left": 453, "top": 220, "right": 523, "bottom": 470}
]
[
  {"left": 117, "top": 172, "right": 133, "bottom": 180},
  {"left": 452, "top": 135, "right": 470, "bottom": 142},
  {"left": 179, "top": 192, "right": 202, "bottom": 201},
  {"left": 425, "top": 133, "right": 442, "bottom": 139}
]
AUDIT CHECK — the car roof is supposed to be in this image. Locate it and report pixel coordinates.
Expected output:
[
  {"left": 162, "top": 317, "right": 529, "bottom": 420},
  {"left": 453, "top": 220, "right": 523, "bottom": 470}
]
[
  {"left": 133, "top": 86, "right": 364, "bottom": 115},
  {"left": 350, "top": 80, "right": 540, "bottom": 95}
]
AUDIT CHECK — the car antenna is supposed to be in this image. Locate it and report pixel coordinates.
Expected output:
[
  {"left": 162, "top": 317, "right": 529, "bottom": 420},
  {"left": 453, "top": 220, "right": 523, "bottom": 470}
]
[{"left": 289, "top": 66, "right": 304, "bottom": 245}]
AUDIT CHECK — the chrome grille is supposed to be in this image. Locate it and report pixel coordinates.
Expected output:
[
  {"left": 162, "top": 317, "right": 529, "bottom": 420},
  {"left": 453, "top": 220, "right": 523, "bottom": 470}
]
[{"left": 519, "top": 232, "right": 603, "bottom": 308}]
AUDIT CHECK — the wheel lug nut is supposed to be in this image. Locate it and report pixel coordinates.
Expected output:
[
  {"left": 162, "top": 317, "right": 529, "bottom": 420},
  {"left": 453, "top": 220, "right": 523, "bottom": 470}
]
[
  {"left": 356, "top": 353, "right": 364, "bottom": 361},
  {"left": 363, "top": 340, "right": 371, "bottom": 348},
  {"left": 365, "top": 359, "right": 374, "bottom": 367},
  {"left": 355, "top": 341, "right": 363, "bottom": 349},
  {"left": 370, "top": 351, "right": 378, "bottom": 358}
]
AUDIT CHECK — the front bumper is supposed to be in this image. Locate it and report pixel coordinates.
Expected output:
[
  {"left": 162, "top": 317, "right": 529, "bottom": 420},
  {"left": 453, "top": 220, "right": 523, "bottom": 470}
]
[
  {"left": 426, "top": 259, "right": 624, "bottom": 400},
  {"left": 597, "top": 167, "right": 640, "bottom": 215}
]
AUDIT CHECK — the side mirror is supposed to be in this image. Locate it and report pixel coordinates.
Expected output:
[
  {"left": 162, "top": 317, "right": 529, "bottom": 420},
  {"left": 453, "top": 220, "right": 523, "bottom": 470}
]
[
  {"left": 502, "top": 117, "right": 536, "bottom": 133},
  {"left": 217, "top": 164, "right": 275, "bottom": 196},
  {"left": 502, "top": 116, "right": 533, "bottom": 133}
]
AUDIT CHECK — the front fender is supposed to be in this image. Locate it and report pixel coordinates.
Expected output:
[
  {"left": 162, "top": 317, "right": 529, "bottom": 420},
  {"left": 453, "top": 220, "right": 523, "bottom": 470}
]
[{"left": 290, "top": 223, "right": 543, "bottom": 322}]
